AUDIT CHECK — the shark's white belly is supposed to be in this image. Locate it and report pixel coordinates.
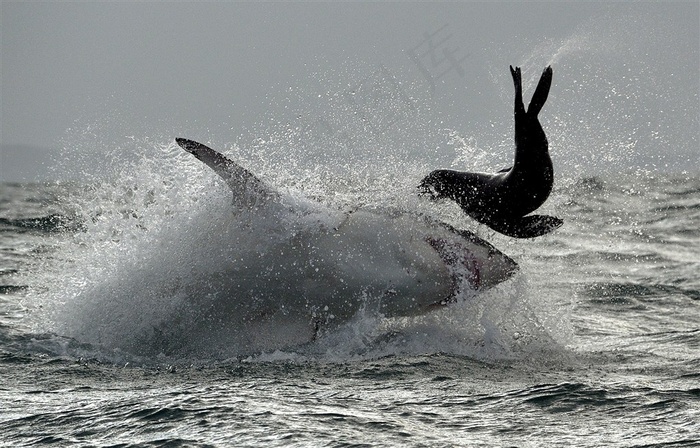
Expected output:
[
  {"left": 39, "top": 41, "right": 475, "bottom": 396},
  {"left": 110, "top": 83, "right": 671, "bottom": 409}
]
[
  {"left": 295, "top": 210, "right": 453, "bottom": 319},
  {"left": 192, "top": 207, "right": 516, "bottom": 332},
  {"left": 193, "top": 210, "right": 450, "bottom": 323}
]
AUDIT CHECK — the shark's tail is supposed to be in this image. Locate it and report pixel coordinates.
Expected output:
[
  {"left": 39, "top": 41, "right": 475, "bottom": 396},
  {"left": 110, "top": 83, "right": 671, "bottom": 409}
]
[{"left": 526, "top": 66, "right": 552, "bottom": 117}]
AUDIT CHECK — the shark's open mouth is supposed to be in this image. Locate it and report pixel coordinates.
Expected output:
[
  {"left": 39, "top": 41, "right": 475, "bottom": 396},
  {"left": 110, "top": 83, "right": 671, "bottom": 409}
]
[{"left": 426, "top": 237, "right": 482, "bottom": 290}]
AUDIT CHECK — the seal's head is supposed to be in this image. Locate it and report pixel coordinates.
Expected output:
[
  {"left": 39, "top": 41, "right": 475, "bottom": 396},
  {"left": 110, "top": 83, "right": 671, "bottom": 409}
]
[{"left": 418, "top": 169, "right": 457, "bottom": 201}]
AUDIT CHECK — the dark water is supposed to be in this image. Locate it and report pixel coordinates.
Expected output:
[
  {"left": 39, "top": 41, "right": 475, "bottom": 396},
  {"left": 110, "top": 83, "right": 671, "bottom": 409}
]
[{"left": 1, "top": 172, "right": 699, "bottom": 447}]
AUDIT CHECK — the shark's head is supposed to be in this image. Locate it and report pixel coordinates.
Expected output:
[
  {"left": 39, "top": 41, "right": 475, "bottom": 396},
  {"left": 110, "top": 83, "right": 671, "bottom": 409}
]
[{"left": 427, "top": 230, "right": 519, "bottom": 294}]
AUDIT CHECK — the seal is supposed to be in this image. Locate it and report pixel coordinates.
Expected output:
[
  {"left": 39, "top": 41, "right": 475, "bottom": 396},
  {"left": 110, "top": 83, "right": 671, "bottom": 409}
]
[{"left": 419, "top": 66, "right": 562, "bottom": 238}]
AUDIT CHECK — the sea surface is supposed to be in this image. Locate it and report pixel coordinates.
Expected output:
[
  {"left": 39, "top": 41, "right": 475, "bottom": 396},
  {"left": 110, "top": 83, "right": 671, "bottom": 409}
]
[{"left": 1, "top": 164, "right": 698, "bottom": 446}]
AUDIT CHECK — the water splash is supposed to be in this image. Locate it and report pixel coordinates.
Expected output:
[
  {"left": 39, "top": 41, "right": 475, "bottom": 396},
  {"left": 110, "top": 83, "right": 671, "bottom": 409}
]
[
  {"left": 19, "top": 132, "right": 567, "bottom": 364},
  {"left": 18, "top": 53, "right": 598, "bottom": 364},
  {"left": 516, "top": 8, "right": 698, "bottom": 177}
]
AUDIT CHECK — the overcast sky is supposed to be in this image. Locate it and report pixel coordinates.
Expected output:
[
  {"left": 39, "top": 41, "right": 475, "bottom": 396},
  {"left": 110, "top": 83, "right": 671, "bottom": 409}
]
[{"left": 1, "top": 2, "right": 698, "bottom": 182}]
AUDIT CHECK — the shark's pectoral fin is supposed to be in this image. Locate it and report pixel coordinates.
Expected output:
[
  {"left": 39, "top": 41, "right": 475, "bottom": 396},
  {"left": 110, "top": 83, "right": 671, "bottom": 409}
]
[
  {"left": 487, "top": 214, "right": 563, "bottom": 238},
  {"left": 176, "top": 138, "right": 278, "bottom": 208}
]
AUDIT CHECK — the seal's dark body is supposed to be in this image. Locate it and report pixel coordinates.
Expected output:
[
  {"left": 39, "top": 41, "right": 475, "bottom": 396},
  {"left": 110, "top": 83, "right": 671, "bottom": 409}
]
[{"left": 420, "top": 66, "right": 561, "bottom": 238}]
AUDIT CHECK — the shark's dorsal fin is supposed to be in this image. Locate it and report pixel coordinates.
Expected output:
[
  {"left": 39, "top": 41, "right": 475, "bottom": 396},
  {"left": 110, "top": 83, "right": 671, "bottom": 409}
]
[{"left": 176, "top": 138, "right": 278, "bottom": 208}]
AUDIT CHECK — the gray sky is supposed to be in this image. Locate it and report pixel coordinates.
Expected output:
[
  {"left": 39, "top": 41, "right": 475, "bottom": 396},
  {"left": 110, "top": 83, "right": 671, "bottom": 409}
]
[{"left": 1, "top": 2, "right": 698, "bottom": 182}]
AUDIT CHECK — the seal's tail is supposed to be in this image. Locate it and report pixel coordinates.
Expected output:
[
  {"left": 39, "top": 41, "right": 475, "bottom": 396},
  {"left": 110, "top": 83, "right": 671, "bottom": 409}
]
[
  {"left": 487, "top": 214, "right": 563, "bottom": 238},
  {"left": 527, "top": 66, "right": 553, "bottom": 117}
]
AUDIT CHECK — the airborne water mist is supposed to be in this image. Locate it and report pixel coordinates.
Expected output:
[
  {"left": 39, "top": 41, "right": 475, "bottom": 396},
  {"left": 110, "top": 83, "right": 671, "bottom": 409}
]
[{"left": 21, "top": 136, "right": 566, "bottom": 363}]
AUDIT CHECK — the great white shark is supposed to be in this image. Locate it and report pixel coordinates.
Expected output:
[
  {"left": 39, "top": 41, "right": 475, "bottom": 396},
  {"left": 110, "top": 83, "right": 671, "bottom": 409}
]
[{"left": 166, "top": 138, "right": 519, "bottom": 352}]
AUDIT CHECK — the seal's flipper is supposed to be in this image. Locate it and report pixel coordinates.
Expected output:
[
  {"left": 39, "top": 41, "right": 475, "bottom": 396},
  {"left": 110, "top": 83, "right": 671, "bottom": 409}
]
[
  {"left": 526, "top": 66, "right": 552, "bottom": 117},
  {"left": 487, "top": 214, "right": 563, "bottom": 239},
  {"left": 510, "top": 65, "right": 526, "bottom": 116},
  {"left": 176, "top": 138, "right": 277, "bottom": 207}
]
